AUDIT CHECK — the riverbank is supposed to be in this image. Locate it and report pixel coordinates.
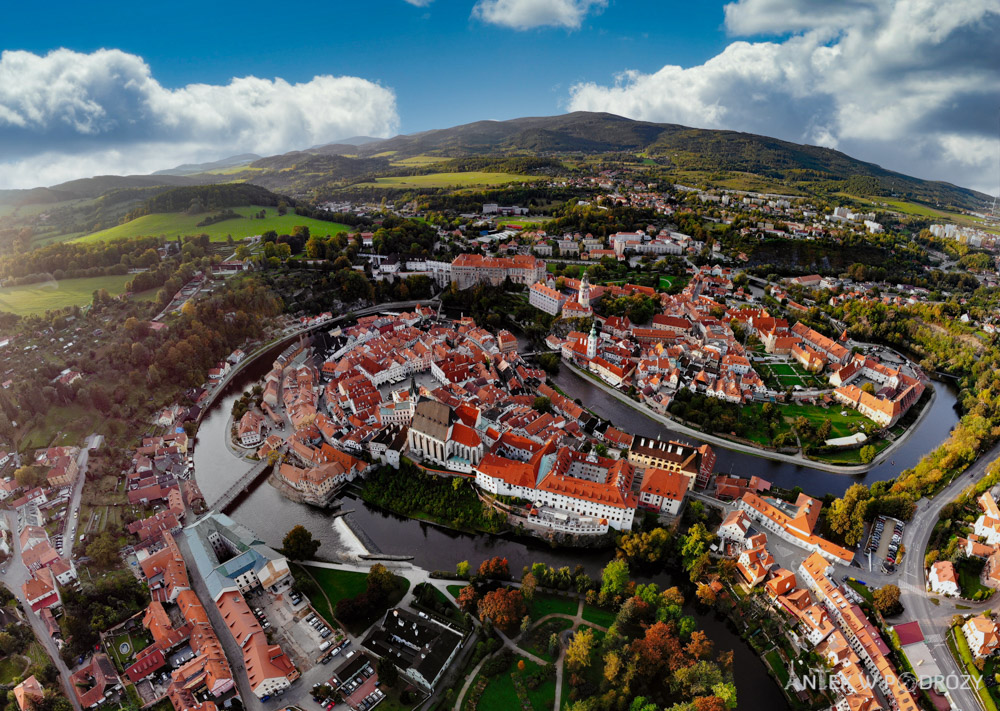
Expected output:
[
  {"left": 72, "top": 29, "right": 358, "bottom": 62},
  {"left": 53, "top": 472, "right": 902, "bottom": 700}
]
[{"left": 557, "top": 361, "right": 931, "bottom": 475}]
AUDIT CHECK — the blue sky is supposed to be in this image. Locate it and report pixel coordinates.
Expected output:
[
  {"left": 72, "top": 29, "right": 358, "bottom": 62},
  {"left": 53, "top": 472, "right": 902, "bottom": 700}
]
[
  {"left": 0, "top": 0, "right": 997, "bottom": 195},
  {"left": 0, "top": 0, "right": 729, "bottom": 134}
]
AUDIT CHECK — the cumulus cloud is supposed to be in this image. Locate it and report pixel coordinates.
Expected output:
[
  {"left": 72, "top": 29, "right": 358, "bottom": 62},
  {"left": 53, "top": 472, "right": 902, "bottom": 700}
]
[
  {"left": 402, "top": 0, "right": 434, "bottom": 6},
  {"left": 472, "top": 0, "right": 606, "bottom": 30},
  {"left": 568, "top": 0, "right": 1000, "bottom": 195},
  {"left": 0, "top": 48, "right": 400, "bottom": 189}
]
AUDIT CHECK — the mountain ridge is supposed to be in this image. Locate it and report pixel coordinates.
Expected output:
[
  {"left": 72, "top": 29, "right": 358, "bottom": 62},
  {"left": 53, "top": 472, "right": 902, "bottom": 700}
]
[{"left": 0, "top": 112, "right": 991, "bottom": 212}]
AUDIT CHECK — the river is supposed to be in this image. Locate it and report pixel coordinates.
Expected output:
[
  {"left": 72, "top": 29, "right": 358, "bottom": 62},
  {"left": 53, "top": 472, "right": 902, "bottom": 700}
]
[
  {"left": 549, "top": 367, "right": 962, "bottom": 497},
  {"left": 190, "top": 333, "right": 960, "bottom": 710}
]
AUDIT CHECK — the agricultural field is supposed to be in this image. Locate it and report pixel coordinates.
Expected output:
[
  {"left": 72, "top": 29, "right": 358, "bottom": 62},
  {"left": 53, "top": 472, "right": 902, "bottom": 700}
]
[
  {"left": 850, "top": 196, "right": 1000, "bottom": 236},
  {"left": 390, "top": 155, "right": 445, "bottom": 166},
  {"left": 0, "top": 274, "right": 136, "bottom": 316},
  {"left": 356, "top": 172, "right": 541, "bottom": 189},
  {"left": 73, "top": 205, "right": 351, "bottom": 244}
]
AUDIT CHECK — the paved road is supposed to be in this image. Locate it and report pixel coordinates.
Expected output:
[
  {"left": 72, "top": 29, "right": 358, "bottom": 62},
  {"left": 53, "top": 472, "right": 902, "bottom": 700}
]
[
  {"left": 2, "top": 510, "right": 82, "bottom": 711},
  {"left": 0, "top": 434, "right": 99, "bottom": 711},
  {"left": 835, "top": 438, "right": 1000, "bottom": 711},
  {"left": 63, "top": 434, "right": 100, "bottom": 560}
]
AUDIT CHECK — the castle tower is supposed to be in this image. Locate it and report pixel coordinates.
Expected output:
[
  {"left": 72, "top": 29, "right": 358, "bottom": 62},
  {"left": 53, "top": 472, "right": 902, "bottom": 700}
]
[
  {"left": 586, "top": 322, "right": 598, "bottom": 360},
  {"left": 578, "top": 270, "right": 591, "bottom": 308}
]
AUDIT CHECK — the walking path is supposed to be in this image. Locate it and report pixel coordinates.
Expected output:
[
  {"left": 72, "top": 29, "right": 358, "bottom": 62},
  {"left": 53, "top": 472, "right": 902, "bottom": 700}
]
[{"left": 450, "top": 595, "right": 611, "bottom": 711}]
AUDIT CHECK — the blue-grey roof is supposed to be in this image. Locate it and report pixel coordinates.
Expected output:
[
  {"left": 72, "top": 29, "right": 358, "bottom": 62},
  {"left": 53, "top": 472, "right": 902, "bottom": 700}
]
[{"left": 184, "top": 512, "right": 285, "bottom": 599}]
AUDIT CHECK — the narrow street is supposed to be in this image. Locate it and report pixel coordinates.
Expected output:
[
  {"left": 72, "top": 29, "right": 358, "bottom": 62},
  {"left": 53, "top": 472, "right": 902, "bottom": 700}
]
[{"left": 2, "top": 509, "right": 82, "bottom": 711}]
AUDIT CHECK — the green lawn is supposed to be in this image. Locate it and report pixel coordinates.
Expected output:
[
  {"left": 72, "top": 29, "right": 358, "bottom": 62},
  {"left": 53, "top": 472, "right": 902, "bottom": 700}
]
[
  {"left": 956, "top": 558, "right": 994, "bottom": 601},
  {"left": 0, "top": 655, "right": 30, "bottom": 684},
  {"left": 20, "top": 403, "right": 106, "bottom": 451},
  {"left": 764, "top": 650, "right": 789, "bottom": 688},
  {"left": 356, "top": 172, "right": 541, "bottom": 189},
  {"left": 390, "top": 155, "right": 444, "bottom": 166},
  {"left": 845, "top": 580, "right": 873, "bottom": 603},
  {"left": 297, "top": 564, "right": 409, "bottom": 634},
  {"left": 412, "top": 583, "right": 470, "bottom": 631},
  {"left": 296, "top": 564, "right": 369, "bottom": 626},
  {"left": 658, "top": 276, "right": 674, "bottom": 289},
  {"left": 527, "top": 592, "right": 578, "bottom": 620},
  {"left": 74, "top": 205, "right": 351, "bottom": 243},
  {"left": 950, "top": 626, "right": 999, "bottom": 711},
  {"left": 809, "top": 437, "right": 892, "bottom": 464},
  {"left": 580, "top": 605, "right": 616, "bottom": 629},
  {"left": 447, "top": 584, "right": 465, "bottom": 599},
  {"left": 0, "top": 274, "right": 136, "bottom": 316},
  {"left": 776, "top": 402, "right": 876, "bottom": 439},
  {"left": 472, "top": 657, "right": 555, "bottom": 711},
  {"left": 107, "top": 629, "right": 154, "bottom": 671}
]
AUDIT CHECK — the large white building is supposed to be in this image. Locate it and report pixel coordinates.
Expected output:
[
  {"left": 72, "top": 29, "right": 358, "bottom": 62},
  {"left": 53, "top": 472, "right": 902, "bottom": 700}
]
[
  {"left": 529, "top": 282, "right": 567, "bottom": 315},
  {"left": 474, "top": 443, "right": 638, "bottom": 531},
  {"left": 449, "top": 254, "right": 546, "bottom": 290}
]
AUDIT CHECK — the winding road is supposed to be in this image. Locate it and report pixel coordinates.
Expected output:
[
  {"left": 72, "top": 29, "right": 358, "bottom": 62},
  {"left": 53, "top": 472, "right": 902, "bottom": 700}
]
[{"left": 830, "top": 438, "right": 1000, "bottom": 711}]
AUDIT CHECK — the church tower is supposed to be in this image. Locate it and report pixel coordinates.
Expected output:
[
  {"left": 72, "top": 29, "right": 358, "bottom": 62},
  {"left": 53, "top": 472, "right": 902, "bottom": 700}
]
[
  {"left": 578, "top": 270, "right": 591, "bottom": 308},
  {"left": 586, "top": 322, "right": 598, "bottom": 360}
]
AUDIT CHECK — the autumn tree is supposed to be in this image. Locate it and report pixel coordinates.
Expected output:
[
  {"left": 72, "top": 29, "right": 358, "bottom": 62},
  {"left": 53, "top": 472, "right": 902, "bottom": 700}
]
[
  {"left": 282, "top": 525, "right": 321, "bottom": 560},
  {"left": 456, "top": 560, "right": 470, "bottom": 578},
  {"left": 630, "top": 621, "right": 683, "bottom": 679},
  {"left": 617, "top": 528, "right": 672, "bottom": 566},
  {"left": 603, "top": 650, "right": 622, "bottom": 682},
  {"left": 478, "top": 556, "right": 510, "bottom": 580},
  {"left": 696, "top": 583, "right": 717, "bottom": 606},
  {"left": 685, "top": 630, "right": 714, "bottom": 660},
  {"left": 694, "top": 695, "right": 728, "bottom": 711},
  {"left": 456, "top": 585, "right": 479, "bottom": 613},
  {"left": 872, "top": 584, "right": 903, "bottom": 616},
  {"left": 477, "top": 588, "right": 526, "bottom": 631},
  {"left": 566, "top": 627, "right": 595, "bottom": 672},
  {"left": 521, "top": 571, "right": 537, "bottom": 601},
  {"left": 680, "top": 523, "right": 716, "bottom": 572}
]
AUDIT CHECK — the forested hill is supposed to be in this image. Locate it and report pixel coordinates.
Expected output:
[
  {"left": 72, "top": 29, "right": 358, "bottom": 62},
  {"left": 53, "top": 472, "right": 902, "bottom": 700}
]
[
  {"left": 0, "top": 112, "right": 990, "bottom": 215},
  {"left": 335, "top": 112, "right": 988, "bottom": 211}
]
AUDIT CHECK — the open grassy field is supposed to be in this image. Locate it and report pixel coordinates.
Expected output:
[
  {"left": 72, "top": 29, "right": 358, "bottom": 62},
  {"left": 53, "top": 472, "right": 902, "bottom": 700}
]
[
  {"left": 0, "top": 274, "right": 135, "bottom": 316},
  {"left": 779, "top": 402, "right": 875, "bottom": 437},
  {"left": 74, "top": 205, "right": 351, "bottom": 244},
  {"left": 391, "top": 155, "right": 445, "bottom": 166},
  {"left": 0, "top": 655, "right": 29, "bottom": 684},
  {"left": 846, "top": 196, "right": 1000, "bottom": 236},
  {"left": 464, "top": 656, "right": 555, "bottom": 711},
  {"left": 356, "top": 172, "right": 541, "bottom": 189},
  {"left": 19, "top": 403, "right": 106, "bottom": 451},
  {"left": 527, "top": 592, "right": 577, "bottom": 620}
]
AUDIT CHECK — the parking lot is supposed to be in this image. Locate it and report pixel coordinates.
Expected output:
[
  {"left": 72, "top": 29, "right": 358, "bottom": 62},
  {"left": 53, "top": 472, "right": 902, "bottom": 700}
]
[
  {"left": 865, "top": 515, "right": 904, "bottom": 573},
  {"left": 319, "top": 649, "right": 383, "bottom": 711},
  {"left": 244, "top": 587, "right": 345, "bottom": 672}
]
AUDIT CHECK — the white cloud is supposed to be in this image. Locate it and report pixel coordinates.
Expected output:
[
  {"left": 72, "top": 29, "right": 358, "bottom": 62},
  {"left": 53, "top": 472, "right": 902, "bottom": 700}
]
[
  {"left": 0, "top": 48, "right": 400, "bottom": 189},
  {"left": 472, "top": 0, "right": 606, "bottom": 30},
  {"left": 568, "top": 0, "right": 1000, "bottom": 195},
  {"left": 403, "top": 0, "right": 434, "bottom": 6}
]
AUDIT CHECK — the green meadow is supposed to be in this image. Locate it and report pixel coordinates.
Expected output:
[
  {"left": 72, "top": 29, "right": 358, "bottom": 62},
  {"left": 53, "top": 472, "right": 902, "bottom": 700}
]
[{"left": 74, "top": 205, "right": 352, "bottom": 244}]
